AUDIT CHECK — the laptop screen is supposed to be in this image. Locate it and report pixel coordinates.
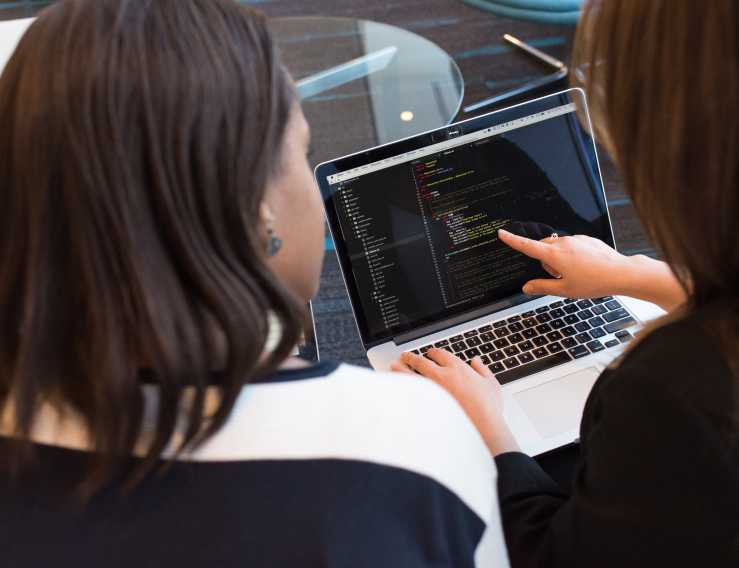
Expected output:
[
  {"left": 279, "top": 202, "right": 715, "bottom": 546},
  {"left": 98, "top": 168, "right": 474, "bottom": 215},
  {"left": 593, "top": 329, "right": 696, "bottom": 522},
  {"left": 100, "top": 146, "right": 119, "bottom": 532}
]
[{"left": 316, "top": 90, "right": 614, "bottom": 347}]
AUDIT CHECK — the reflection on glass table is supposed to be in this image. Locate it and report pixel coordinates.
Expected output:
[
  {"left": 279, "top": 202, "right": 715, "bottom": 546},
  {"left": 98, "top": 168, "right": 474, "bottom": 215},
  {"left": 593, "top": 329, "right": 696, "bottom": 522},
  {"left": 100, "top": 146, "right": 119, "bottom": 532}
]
[{"left": 270, "top": 17, "right": 465, "bottom": 159}]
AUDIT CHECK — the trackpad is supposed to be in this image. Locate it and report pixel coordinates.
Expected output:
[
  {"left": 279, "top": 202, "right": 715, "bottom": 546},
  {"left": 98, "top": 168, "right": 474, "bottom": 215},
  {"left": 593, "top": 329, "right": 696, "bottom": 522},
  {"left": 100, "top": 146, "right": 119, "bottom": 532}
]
[{"left": 513, "top": 367, "right": 600, "bottom": 439}]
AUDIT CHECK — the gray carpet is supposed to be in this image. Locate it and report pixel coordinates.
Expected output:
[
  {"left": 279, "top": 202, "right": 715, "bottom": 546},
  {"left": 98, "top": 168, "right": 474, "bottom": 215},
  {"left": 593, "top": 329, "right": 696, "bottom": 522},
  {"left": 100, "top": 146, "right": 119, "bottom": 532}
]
[{"left": 0, "top": 0, "right": 654, "bottom": 366}]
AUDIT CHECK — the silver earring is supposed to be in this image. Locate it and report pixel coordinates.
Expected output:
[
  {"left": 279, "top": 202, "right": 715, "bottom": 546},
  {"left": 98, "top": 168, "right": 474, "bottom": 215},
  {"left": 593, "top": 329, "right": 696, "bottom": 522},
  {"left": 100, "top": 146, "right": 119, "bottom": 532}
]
[{"left": 266, "top": 219, "right": 283, "bottom": 257}]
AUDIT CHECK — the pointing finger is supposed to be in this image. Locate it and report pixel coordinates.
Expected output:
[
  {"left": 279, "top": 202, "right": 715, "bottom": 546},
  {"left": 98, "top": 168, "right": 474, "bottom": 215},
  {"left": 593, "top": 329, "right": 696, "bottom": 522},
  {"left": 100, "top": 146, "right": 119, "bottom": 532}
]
[{"left": 498, "top": 229, "right": 554, "bottom": 262}]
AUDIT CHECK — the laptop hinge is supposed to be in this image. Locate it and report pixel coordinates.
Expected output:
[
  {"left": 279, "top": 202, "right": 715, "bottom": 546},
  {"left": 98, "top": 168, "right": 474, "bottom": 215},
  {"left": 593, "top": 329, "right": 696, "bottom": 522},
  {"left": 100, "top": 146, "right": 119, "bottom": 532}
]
[{"left": 393, "top": 293, "right": 538, "bottom": 345}]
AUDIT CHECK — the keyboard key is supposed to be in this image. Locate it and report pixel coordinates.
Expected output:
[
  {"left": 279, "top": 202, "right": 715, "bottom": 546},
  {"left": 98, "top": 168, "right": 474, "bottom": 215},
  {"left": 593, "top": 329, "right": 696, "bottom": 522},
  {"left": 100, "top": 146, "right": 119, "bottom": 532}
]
[
  {"left": 547, "top": 331, "right": 563, "bottom": 341},
  {"left": 465, "top": 336, "right": 481, "bottom": 347},
  {"left": 605, "top": 339, "right": 620, "bottom": 348},
  {"left": 616, "top": 330, "right": 633, "bottom": 343},
  {"left": 577, "top": 299, "right": 593, "bottom": 309},
  {"left": 522, "top": 310, "right": 536, "bottom": 318},
  {"left": 588, "top": 316, "right": 605, "bottom": 328},
  {"left": 569, "top": 345, "right": 589, "bottom": 359},
  {"left": 532, "top": 347, "right": 549, "bottom": 358},
  {"left": 434, "top": 339, "right": 449, "bottom": 347},
  {"left": 592, "top": 296, "right": 613, "bottom": 304},
  {"left": 574, "top": 321, "right": 590, "bottom": 332},
  {"left": 605, "top": 300, "right": 622, "bottom": 311},
  {"left": 604, "top": 317, "right": 636, "bottom": 334},
  {"left": 411, "top": 349, "right": 421, "bottom": 355},
  {"left": 562, "top": 326, "right": 577, "bottom": 337},
  {"left": 508, "top": 322, "right": 524, "bottom": 332},
  {"left": 509, "top": 332, "right": 524, "bottom": 343},
  {"left": 523, "top": 318, "right": 538, "bottom": 328},
  {"left": 451, "top": 342, "right": 466, "bottom": 353},
  {"left": 578, "top": 309, "right": 594, "bottom": 320},
  {"left": 480, "top": 343, "right": 495, "bottom": 353},
  {"left": 518, "top": 352, "right": 534, "bottom": 364},
  {"left": 504, "top": 345, "right": 520, "bottom": 357},
  {"left": 420, "top": 345, "right": 432, "bottom": 353},
  {"left": 480, "top": 332, "right": 495, "bottom": 342},
  {"left": 481, "top": 354, "right": 491, "bottom": 365},
  {"left": 507, "top": 315, "right": 522, "bottom": 323},
  {"left": 479, "top": 324, "right": 492, "bottom": 333},
  {"left": 464, "top": 330, "right": 478, "bottom": 338},
  {"left": 590, "top": 327, "right": 606, "bottom": 339},
  {"left": 490, "top": 362, "right": 505, "bottom": 373},
  {"left": 564, "top": 314, "right": 580, "bottom": 325},
  {"left": 575, "top": 332, "right": 592, "bottom": 344},
  {"left": 550, "top": 301, "right": 564, "bottom": 309},
  {"left": 449, "top": 335, "right": 463, "bottom": 342},
  {"left": 489, "top": 351, "right": 505, "bottom": 362},
  {"left": 550, "top": 318, "right": 566, "bottom": 329},
  {"left": 547, "top": 342, "right": 564, "bottom": 353},
  {"left": 493, "top": 320, "right": 507, "bottom": 329},
  {"left": 491, "top": 350, "right": 506, "bottom": 362},
  {"left": 591, "top": 305, "right": 607, "bottom": 316},
  {"left": 536, "top": 323, "right": 553, "bottom": 334},
  {"left": 550, "top": 308, "right": 565, "bottom": 319},
  {"left": 503, "top": 357, "right": 520, "bottom": 369},
  {"left": 535, "top": 306, "right": 550, "bottom": 313},
  {"left": 493, "top": 338, "right": 510, "bottom": 349},
  {"left": 564, "top": 298, "right": 577, "bottom": 304},
  {"left": 465, "top": 347, "right": 481, "bottom": 358},
  {"left": 564, "top": 304, "right": 579, "bottom": 314},
  {"left": 519, "top": 340, "right": 534, "bottom": 351},
  {"left": 523, "top": 328, "right": 537, "bottom": 339},
  {"left": 586, "top": 340, "right": 605, "bottom": 353},
  {"left": 533, "top": 336, "right": 548, "bottom": 347},
  {"left": 536, "top": 312, "right": 552, "bottom": 323},
  {"left": 604, "top": 308, "right": 629, "bottom": 322},
  {"left": 494, "top": 328, "right": 511, "bottom": 338},
  {"left": 496, "top": 352, "right": 573, "bottom": 384},
  {"left": 562, "top": 337, "right": 577, "bottom": 348}
]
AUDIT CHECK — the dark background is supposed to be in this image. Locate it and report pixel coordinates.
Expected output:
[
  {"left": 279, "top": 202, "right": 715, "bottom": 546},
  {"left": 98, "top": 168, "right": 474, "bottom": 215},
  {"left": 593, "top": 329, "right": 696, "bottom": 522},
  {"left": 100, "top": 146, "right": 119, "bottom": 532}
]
[{"left": 0, "top": 0, "right": 655, "bottom": 366}]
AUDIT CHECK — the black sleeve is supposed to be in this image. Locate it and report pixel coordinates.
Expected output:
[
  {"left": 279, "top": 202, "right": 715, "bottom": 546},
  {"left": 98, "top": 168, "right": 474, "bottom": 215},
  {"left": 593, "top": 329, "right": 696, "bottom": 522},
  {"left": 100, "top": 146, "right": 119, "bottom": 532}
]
[{"left": 494, "top": 323, "right": 738, "bottom": 568}]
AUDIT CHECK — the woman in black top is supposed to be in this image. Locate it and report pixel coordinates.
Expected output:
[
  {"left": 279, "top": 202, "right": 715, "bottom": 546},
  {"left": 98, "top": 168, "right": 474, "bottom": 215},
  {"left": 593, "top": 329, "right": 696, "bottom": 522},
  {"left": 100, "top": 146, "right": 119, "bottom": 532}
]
[{"left": 395, "top": 0, "right": 739, "bottom": 566}]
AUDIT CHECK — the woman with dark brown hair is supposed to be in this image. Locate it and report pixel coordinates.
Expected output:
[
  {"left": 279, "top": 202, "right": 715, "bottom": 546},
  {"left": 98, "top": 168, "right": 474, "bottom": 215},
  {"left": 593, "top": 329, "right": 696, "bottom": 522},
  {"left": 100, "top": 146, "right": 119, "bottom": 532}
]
[
  {"left": 0, "top": 1, "right": 510, "bottom": 566},
  {"left": 395, "top": 0, "right": 739, "bottom": 566}
]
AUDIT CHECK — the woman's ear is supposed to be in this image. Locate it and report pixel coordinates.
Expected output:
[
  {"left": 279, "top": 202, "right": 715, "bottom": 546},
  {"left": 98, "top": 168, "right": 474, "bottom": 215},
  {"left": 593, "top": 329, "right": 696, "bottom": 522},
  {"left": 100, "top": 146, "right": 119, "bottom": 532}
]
[
  {"left": 259, "top": 201, "right": 283, "bottom": 258},
  {"left": 259, "top": 201, "right": 275, "bottom": 227}
]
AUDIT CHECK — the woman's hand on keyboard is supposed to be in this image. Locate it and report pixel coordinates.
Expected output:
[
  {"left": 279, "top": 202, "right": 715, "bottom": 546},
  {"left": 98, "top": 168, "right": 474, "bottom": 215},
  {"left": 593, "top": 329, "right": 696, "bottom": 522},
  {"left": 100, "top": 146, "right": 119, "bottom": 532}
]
[
  {"left": 497, "top": 229, "right": 634, "bottom": 299},
  {"left": 391, "top": 349, "right": 520, "bottom": 456}
]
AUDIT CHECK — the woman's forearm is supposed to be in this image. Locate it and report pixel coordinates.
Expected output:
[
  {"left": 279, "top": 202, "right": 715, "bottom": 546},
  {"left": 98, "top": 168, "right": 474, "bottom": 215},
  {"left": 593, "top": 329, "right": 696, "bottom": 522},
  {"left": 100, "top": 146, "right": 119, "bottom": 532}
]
[{"left": 615, "top": 255, "right": 687, "bottom": 312}]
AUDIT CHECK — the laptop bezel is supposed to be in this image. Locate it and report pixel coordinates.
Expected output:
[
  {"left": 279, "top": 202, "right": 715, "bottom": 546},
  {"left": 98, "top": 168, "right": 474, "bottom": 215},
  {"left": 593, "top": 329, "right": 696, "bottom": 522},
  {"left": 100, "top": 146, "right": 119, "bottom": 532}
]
[{"left": 314, "top": 88, "right": 617, "bottom": 350}]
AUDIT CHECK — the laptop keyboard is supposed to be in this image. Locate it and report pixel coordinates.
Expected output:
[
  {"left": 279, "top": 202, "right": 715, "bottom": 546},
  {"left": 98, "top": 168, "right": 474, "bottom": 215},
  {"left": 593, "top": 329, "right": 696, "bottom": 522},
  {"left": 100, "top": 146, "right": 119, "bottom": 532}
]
[{"left": 407, "top": 297, "right": 636, "bottom": 385}]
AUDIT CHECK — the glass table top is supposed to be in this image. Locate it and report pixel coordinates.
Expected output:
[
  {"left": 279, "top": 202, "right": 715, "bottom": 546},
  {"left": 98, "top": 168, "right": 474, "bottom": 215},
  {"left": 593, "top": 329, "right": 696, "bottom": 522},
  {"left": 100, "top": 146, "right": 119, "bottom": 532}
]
[{"left": 270, "top": 17, "right": 465, "bottom": 163}]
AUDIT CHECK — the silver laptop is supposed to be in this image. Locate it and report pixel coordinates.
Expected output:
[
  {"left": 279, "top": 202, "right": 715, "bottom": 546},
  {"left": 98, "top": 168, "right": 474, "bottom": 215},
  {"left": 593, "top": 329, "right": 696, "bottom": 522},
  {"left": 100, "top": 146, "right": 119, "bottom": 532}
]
[{"left": 315, "top": 88, "right": 662, "bottom": 456}]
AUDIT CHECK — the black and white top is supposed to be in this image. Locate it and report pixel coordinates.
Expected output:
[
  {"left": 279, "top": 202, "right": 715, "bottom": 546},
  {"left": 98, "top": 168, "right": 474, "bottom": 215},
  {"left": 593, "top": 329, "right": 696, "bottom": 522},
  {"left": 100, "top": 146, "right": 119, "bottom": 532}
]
[{"left": 0, "top": 361, "right": 509, "bottom": 568}]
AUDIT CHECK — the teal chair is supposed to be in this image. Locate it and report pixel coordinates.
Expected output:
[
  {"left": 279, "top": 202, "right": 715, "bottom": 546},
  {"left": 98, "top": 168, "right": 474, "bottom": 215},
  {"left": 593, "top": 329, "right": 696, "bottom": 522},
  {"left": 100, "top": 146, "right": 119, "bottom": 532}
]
[{"left": 460, "top": 0, "right": 583, "bottom": 25}]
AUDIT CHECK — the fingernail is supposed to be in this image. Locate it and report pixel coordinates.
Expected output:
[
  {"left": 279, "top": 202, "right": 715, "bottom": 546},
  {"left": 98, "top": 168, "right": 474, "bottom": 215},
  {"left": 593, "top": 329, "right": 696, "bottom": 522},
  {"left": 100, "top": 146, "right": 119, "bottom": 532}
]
[
  {"left": 523, "top": 284, "right": 533, "bottom": 294},
  {"left": 498, "top": 229, "right": 510, "bottom": 236}
]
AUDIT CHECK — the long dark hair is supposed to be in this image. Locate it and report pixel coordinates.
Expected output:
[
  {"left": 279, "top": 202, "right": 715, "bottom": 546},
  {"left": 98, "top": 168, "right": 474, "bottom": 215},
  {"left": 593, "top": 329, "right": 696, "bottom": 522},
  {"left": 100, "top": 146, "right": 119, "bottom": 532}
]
[
  {"left": 0, "top": 0, "right": 303, "bottom": 495},
  {"left": 572, "top": 2, "right": 738, "bottom": 384}
]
